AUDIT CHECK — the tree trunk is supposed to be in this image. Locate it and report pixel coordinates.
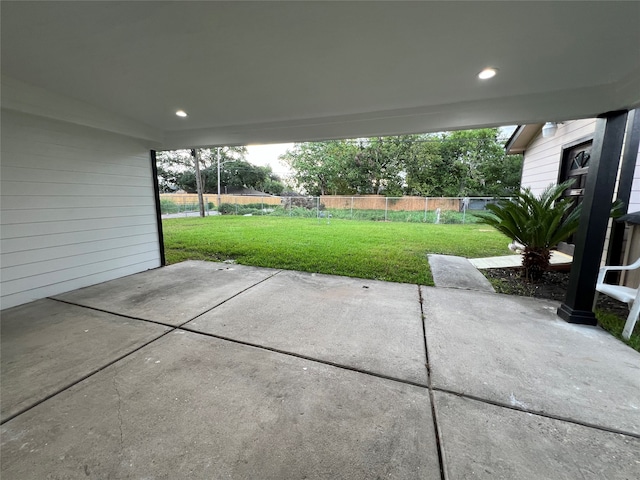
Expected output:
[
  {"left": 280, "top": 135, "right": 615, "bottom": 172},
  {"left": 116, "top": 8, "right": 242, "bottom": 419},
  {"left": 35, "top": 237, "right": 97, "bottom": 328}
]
[
  {"left": 522, "top": 247, "right": 550, "bottom": 282},
  {"left": 192, "top": 149, "right": 205, "bottom": 217}
]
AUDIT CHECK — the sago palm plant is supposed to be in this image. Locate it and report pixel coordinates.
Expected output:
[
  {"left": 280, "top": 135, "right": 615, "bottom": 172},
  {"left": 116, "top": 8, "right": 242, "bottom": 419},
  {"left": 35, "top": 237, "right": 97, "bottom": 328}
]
[{"left": 475, "top": 181, "right": 581, "bottom": 281}]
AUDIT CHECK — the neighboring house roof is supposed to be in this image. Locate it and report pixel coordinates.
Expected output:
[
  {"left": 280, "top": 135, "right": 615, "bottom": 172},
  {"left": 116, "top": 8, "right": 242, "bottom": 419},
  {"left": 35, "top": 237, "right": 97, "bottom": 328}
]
[{"left": 504, "top": 124, "right": 544, "bottom": 154}]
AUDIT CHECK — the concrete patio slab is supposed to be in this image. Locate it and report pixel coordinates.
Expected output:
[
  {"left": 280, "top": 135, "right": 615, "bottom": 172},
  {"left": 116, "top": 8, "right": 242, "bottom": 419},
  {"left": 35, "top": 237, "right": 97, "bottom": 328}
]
[
  {"left": 1, "top": 330, "right": 440, "bottom": 480},
  {"left": 422, "top": 286, "right": 640, "bottom": 435},
  {"left": 434, "top": 391, "right": 640, "bottom": 480},
  {"left": 428, "top": 254, "right": 495, "bottom": 292},
  {"left": 0, "top": 298, "right": 169, "bottom": 423},
  {"left": 185, "top": 270, "right": 428, "bottom": 385},
  {"left": 53, "top": 261, "right": 278, "bottom": 325}
]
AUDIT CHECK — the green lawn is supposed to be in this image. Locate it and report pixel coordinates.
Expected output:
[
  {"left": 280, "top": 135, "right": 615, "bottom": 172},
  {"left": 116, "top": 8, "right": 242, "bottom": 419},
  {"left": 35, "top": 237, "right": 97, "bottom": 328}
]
[{"left": 162, "top": 216, "right": 512, "bottom": 285}]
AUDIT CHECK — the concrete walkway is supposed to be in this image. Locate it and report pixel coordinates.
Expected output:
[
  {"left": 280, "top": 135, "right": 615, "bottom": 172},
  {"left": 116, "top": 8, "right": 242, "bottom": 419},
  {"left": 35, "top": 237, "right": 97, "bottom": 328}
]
[
  {"left": 469, "top": 250, "right": 573, "bottom": 269},
  {"left": 1, "top": 261, "right": 639, "bottom": 479},
  {"left": 428, "top": 254, "right": 495, "bottom": 292}
]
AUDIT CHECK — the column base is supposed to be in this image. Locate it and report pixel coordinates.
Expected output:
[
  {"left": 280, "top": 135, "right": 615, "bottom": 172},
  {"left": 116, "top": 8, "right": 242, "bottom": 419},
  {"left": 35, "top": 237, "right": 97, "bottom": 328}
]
[{"left": 557, "top": 303, "right": 598, "bottom": 325}]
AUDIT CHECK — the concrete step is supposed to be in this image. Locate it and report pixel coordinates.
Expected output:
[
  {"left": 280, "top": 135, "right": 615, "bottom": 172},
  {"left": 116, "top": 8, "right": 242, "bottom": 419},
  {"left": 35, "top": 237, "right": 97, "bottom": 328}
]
[{"left": 428, "top": 254, "right": 495, "bottom": 293}]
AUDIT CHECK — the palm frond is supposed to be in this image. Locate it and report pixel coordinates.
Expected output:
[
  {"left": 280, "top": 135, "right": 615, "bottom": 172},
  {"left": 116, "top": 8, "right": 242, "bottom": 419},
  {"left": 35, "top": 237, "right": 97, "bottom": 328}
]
[{"left": 476, "top": 181, "right": 581, "bottom": 251}]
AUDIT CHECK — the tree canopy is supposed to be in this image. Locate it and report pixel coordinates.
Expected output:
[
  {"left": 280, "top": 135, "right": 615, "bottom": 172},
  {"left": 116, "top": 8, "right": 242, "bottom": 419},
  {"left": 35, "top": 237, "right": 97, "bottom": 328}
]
[
  {"left": 157, "top": 147, "right": 285, "bottom": 195},
  {"left": 157, "top": 129, "right": 522, "bottom": 198},
  {"left": 280, "top": 129, "right": 522, "bottom": 196}
]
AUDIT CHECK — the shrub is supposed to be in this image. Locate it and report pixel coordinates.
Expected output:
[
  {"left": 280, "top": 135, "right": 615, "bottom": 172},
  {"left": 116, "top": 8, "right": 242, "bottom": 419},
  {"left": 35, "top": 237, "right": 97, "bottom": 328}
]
[{"left": 160, "top": 198, "right": 180, "bottom": 214}]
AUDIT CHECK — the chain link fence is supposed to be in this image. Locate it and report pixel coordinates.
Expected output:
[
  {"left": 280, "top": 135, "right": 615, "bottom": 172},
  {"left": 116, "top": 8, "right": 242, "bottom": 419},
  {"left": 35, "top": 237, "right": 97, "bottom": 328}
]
[{"left": 160, "top": 194, "right": 503, "bottom": 224}]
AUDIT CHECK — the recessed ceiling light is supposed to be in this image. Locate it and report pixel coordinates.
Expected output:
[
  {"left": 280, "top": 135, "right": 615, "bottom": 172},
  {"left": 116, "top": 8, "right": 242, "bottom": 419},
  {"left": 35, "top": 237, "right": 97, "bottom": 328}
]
[
  {"left": 176, "top": 110, "right": 188, "bottom": 117},
  {"left": 478, "top": 68, "right": 498, "bottom": 80}
]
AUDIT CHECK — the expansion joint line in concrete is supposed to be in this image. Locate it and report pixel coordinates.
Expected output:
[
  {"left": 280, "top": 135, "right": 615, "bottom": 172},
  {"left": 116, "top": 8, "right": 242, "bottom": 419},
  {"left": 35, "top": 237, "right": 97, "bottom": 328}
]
[
  {"left": 12, "top": 278, "right": 637, "bottom": 445},
  {"left": 1, "top": 273, "right": 284, "bottom": 426},
  {"left": 177, "top": 325, "right": 430, "bottom": 389},
  {"left": 49, "top": 298, "right": 174, "bottom": 328},
  {"left": 416, "top": 290, "right": 640, "bottom": 441},
  {"left": 111, "top": 368, "right": 125, "bottom": 453},
  {"left": 175, "top": 269, "right": 284, "bottom": 329},
  {"left": 0, "top": 330, "right": 170, "bottom": 425},
  {"left": 431, "top": 386, "right": 640, "bottom": 440},
  {"left": 418, "top": 285, "right": 447, "bottom": 480}
]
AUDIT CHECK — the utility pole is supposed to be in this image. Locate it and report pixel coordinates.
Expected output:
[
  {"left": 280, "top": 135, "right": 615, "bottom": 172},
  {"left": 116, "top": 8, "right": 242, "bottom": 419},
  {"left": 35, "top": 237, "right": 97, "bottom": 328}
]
[
  {"left": 191, "top": 149, "right": 205, "bottom": 217},
  {"left": 217, "top": 147, "right": 222, "bottom": 210}
]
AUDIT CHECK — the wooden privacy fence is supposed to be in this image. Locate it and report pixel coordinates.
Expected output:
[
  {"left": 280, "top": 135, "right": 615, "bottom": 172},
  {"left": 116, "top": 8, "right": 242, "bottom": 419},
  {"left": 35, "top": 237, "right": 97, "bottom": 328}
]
[
  {"left": 319, "top": 196, "right": 461, "bottom": 211},
  {"left": 160, "top": 194, "right": 280, "bottom": 206},
  {"left": 160, "top": 194, "right": 491, "bottom": 211}
]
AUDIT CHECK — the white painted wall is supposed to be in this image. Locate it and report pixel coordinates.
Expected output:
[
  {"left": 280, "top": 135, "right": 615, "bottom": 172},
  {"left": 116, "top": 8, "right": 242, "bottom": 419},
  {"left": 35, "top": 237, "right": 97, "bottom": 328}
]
[
  {"left": 628, "top": 143, "right": 640, "bottom": 214},
  {"left": 1, "top": 109, "right": 161, "bottom": 309}
]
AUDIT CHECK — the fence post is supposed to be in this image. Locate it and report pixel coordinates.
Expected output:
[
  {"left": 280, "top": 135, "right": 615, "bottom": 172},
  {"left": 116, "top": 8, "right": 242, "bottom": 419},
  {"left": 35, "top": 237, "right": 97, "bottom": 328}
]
[
  {"left": 316, "top": 196, "right": 320, "bottom": 221},
  {"left": 385, "top": 197, "right": 388, "bottom": 221},
  {"left": 424, "top": 197, "right": 428, "bottom": 222},
  {"left": 461, "top": 197, "right": 470, "bottom": 224},
  {"left": 351, "top": 197, "right": 354, "bottom": 220},
  {"left": 261, "top": 196, "right": 264, "bottom": 215}
]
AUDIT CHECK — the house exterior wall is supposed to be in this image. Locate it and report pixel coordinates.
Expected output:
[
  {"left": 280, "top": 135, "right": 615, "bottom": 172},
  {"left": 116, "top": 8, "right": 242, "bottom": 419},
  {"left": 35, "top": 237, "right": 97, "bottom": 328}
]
[
  {"left": 1, "top": 109, "right": 161, "bottom": 309},
  {"left": 628, "top": 144, "right": 640, "bottom": 213},
  {"left": 520, "top": 118, "right": 640, "bottom": 213},
  {"left": 520, "top": 119, "right": 597, "bottom": 197}
]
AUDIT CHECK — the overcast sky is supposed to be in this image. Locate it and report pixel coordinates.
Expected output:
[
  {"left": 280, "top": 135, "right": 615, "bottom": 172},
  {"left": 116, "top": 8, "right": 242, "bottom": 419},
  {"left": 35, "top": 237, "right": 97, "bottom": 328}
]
[{"left": 245, "top": 143, "right": 293, "bottom": 177}]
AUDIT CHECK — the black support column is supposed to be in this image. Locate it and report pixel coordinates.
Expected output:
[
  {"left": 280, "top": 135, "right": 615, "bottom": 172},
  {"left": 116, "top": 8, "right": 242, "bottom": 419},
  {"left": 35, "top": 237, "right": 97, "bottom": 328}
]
[
  {"left": 605, "top": 109, "right": 640, "bottom": 271},
  {"left": 558, "top": 110, "right": 628, "bottom": 325}
]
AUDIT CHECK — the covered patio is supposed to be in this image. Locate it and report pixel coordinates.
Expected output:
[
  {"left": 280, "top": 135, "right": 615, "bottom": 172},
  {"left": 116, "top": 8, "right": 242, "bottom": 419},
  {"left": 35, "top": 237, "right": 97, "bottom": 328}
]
[
  {"left": 2, "top": 262, "right": 638, "bottom": 478},
  {"left": 2, "top": 2, "right": 640, "bottom": 478}
]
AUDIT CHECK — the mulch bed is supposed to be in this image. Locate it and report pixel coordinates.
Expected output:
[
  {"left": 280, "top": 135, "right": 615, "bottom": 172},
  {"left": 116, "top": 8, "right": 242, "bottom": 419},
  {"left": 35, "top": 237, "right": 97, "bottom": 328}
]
[{"left": 483, "top": 267, "right": 629, "bottom": 318}]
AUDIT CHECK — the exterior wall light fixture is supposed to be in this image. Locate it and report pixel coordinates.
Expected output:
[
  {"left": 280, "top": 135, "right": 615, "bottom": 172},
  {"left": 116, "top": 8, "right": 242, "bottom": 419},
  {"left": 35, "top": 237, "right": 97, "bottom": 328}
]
[{"left": 542, "top": 122, "right": 563, "bottom": 138}]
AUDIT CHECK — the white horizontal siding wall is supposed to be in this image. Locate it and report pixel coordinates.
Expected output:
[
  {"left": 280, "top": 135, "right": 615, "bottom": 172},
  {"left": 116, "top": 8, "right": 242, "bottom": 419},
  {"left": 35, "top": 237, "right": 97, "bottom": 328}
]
[
  {"left": 521, "top": 118, "right": 640, "bottom": 212},
  {"left": 627, "top": 142, "right": 640, "bottom": 213},
  {"left": 520, "top": 119, "right": 597, "bottom": 196},
  {"left": 1, "top": 109, "right": 161, "bottom": 309},
  {"left": 519, "top": 117, "right": 640, "bottom": 270}
]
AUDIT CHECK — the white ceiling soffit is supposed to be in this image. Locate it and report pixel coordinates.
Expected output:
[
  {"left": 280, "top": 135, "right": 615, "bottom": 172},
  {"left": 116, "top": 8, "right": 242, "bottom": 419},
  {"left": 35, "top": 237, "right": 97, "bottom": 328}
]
[
  {"left": 2, "top": 1, "right": 639, "bottom": 148},
  {"left": 505, "top": 124, "right": 544, "bottom": 155}
]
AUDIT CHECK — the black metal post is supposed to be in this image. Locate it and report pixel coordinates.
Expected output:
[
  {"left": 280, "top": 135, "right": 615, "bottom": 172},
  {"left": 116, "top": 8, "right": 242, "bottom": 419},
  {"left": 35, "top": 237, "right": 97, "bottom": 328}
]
[
  {"left": 150, "top": 150, "right": 166, "bottom": 266},
  {"left": 558, "top": 110, "right": 628, "bottom": 325},
  {"left": 605, "top": 109, "right": 640, "bottom": 273}
]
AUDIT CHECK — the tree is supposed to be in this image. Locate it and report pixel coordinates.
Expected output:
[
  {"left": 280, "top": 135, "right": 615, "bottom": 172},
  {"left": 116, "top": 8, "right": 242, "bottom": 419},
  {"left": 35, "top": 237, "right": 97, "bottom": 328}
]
[
  {"left": 192, "top": 149, "right": 205, "bottom": 217},
  {"left": 475, "top": 181, "right": 581, "bottom": 281},
  {"left": 156, "top": 149, "right": 193, "bottom": 193},
  {"left": 281, "top": 136, "right": 420, "bottom": 196},
  {"left": 255, "top": 166, "right": 285, "bottom": 195},
  {"left": 434, "top": 129, "right": 521, "bottom": 197},
  {"left": 157, "top": 146, "right": 284, "bottom": 195},
  {"left": 349, "top": 136, "right": 416, "bottom": 195},
  {"left": 404, "top": 137, "right": 465, "bottom": 196},
  {"left": 280, "top": 141, "right": 356, "bottom": 195},
  {"left": 282, "top": 129, "right": 522, "bottom": 197}
]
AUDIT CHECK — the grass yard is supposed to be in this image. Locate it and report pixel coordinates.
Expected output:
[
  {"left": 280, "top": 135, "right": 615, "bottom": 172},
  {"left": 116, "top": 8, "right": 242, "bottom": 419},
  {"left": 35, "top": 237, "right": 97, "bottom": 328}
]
[{"left": 163, "top": 216, "right": 511, "bottom": 285}]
